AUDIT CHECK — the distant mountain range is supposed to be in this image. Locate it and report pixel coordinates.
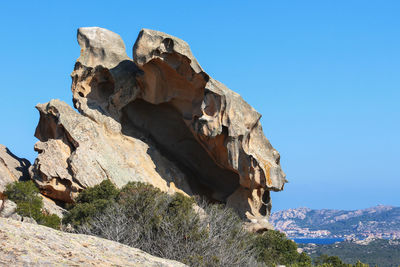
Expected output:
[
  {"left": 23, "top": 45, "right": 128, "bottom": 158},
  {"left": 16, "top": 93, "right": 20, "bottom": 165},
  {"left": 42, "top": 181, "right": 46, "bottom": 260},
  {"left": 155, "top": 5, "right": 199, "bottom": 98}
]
[{"left": 270, "top": 205, "right": 400, "bottom": 239}]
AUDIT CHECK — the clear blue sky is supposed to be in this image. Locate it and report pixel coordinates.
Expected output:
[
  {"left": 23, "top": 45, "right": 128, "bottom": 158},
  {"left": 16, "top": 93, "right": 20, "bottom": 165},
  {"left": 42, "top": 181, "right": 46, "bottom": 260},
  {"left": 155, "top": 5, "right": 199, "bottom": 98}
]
[{"left": 0, "top": 1, "right": 399, "bottom": 211}]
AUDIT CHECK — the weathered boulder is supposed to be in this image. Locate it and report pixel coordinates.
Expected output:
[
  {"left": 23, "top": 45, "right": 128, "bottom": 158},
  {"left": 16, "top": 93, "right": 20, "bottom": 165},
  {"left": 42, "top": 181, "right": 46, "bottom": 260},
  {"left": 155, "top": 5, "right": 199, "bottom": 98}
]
[
  {"left": 0, "top": 198, "right": 37, "bottom": 224},
  {"left": 32, "top": 27, "right": 286, "bottom": 227},
  {"left": 31, "top": 99, "right": 191, "bottom": 203},
  {"left": 0, "top": 145, "right": 64, "bottom": 218},
  {"left": 0, "top": 217, "right": 186, "bottom": 266},
  {"left": 0, "top": 144, "right": 30, "bottom": 193},
  {"left": 0, "top": 199, "right": 19, "bottom": 219}
]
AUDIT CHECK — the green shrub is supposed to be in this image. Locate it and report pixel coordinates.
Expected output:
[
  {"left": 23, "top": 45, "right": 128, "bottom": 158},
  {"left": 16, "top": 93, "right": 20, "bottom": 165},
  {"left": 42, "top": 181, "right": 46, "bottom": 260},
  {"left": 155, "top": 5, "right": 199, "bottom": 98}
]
[
  {"left": 252, "top": 229, "right": 312, "bottom": 266},
  {"left": 313, "top": 255, "right": 370, "bottom": 267},
  {"left": 76, "top": 179, "right": 119, "bottom": 203},
  {"left": 168, "top": 192, "right": 195, "bottom": 218},
  {"left": 117, "top": 182, "right": 167, "bottom": 230},
  {"left": 314, "top": 254, "right": 346, "bottom": 267},
  {"left": 4, "top": 181, "right": 61, "bottom": 229},
  {"left": 5, "top": 180, "right": 43, "bottom": 219},
  {"left": 39, "top": 213, "right": 62, "bottom": 229},
  {"left": 63, "top": 180, "right": 119, "bottom": 226}
]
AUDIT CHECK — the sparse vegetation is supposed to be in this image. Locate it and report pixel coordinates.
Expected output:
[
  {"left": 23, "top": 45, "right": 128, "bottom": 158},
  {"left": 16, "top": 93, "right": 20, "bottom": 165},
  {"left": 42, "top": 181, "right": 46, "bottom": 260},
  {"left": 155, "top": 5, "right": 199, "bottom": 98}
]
[
  {"left": 4, "top": 180, "right": 61, "bottom": 229},
  {"left": 64, "top": 180, "right": 317, "bottom": 266},
  {"left": 64, "top": 181, "right": 257, "bottom": 266},
  {"left": 4, "top": 180, "right": 371, "bottom": 267}
]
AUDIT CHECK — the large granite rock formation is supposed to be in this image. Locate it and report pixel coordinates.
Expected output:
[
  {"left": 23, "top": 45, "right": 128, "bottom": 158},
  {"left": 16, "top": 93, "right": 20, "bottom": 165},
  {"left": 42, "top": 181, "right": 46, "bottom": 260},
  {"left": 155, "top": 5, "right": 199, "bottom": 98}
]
[
  {"left": 31, "top": 27, "right": 286, "bottom": 228},
  {"left": 0, "top": 144, "right": 30, "bottom": 194},
  {"left": 0, "top": 217, "right": 186, "bottom": 266}
]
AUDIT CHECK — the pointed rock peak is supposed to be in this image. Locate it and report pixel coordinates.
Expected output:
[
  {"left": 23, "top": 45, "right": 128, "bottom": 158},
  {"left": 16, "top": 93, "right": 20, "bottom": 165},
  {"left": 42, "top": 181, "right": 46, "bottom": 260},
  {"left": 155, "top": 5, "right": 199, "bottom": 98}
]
[{"left": 77, "top": 27, "right": 130, "bottom": 68}]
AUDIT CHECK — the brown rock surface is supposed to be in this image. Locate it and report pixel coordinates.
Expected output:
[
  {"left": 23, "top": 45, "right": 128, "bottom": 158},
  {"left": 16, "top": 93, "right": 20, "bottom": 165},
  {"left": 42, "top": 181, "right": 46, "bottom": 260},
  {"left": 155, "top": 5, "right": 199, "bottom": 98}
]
[
  {"left": 31, "top": 99, "right": 191, "bottom": 203},
  {"left": 32, "top": 27, "right": 286, "bottom": 226},
  {"left": 0, "top": 217, "right": 186, "bottom": 266},
  {"left": 0, "top": 144, "right": 30, "bottom": 193}
]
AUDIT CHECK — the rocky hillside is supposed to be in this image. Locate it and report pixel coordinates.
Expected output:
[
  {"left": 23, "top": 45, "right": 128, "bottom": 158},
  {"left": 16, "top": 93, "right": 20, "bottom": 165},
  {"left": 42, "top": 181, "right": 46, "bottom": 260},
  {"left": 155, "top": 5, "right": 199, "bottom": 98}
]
[
  {"left": 299, "top": 239, "right": 400, "bottom": 267},
  {"left": 0, "top": 27, "right": 286, "bottom": 231},
  {"left": 0, "top": 217, "right": 185, "bottom": 266},
  {"left": 270, "top": 205, "right": 400, "bottom": 239}
]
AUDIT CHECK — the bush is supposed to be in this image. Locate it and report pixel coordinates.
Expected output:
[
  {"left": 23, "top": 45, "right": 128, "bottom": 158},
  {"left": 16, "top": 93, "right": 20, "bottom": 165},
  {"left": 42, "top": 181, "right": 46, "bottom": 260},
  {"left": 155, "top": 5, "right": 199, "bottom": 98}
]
[
  {"left": 314, "top": 254, "right": 345, "bottom": 267},
  {"left": 4, "top": 181, "right": 61, "bottom": 229},
  {"left": 76, "top": 179, "right": 119, "bottom": 203},
  {"left": 63, "top": 180, "right": 119, "bottom": 226},
  {"left": 252, "top": 229, "right": 312, "bottom": 266},
  {"left": 5, "top": 180, "right": 43, "bottom": 219},
  {"left": 67, "top": 181, "right": 343, "bottom": 266},
  {"left": 40, "top": 213, "right": 62, "bottom": 229},
  {"left": 67, "top": 181, "right": 257, "bottom": 266}
]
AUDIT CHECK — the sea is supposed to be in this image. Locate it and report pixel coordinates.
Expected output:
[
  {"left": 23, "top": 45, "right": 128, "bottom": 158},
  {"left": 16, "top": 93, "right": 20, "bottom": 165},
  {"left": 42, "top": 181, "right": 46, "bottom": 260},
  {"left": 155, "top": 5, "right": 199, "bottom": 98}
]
[{"left": 292, "top": 238, "right": 345, "bottom": 244}]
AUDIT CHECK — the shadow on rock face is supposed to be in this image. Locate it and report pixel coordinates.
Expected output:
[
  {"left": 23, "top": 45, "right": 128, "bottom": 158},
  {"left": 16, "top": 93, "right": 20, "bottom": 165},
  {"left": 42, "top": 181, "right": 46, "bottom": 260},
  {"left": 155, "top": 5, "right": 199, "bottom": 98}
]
[
  {"left": 29, "top": 27, "right": 286, "bottom": 229},
  {"left": 0, "top": 145, "right": 31, "bottom": 193},
  {"left": 120, "top": 99, "right": 241, "bottom": 202}
]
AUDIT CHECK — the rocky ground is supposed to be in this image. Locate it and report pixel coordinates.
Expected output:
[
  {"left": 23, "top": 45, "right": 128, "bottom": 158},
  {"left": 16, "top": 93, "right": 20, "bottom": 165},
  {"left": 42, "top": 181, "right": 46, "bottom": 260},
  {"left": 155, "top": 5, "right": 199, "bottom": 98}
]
[{"left": 0, "top": 217, "right": 186, "bottom": 267}]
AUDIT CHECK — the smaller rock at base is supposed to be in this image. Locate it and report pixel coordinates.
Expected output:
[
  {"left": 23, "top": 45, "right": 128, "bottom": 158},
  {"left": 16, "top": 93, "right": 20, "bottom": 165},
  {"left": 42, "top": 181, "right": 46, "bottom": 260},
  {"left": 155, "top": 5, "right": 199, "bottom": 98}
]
[{"left": 0, "top": 199, "right": 18, "bottom": 218}]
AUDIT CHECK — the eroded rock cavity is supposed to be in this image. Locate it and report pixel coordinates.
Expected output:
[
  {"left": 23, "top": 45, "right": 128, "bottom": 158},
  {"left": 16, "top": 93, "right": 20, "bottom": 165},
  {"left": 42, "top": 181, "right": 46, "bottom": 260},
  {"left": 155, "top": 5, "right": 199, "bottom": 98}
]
[{"left": 32, "top": 27, "right": 286, "bottom": 229}]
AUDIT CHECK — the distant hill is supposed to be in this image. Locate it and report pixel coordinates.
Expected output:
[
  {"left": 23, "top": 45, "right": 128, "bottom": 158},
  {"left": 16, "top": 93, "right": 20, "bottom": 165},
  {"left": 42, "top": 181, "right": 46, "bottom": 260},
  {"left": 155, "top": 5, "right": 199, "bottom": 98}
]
[
  {"left": 299, "top": 238, "right": 400, "bottom": 267},
  {"left": 270, "top": 205, "right": 400, "bottom": 239}
]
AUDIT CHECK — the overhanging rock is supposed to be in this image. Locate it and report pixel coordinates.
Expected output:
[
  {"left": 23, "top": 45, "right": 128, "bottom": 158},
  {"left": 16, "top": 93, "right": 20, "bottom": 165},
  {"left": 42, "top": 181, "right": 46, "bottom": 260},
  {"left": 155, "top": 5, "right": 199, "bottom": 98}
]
[{"left": 32, "top": 27, "right": 286, "bottom": 229}]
